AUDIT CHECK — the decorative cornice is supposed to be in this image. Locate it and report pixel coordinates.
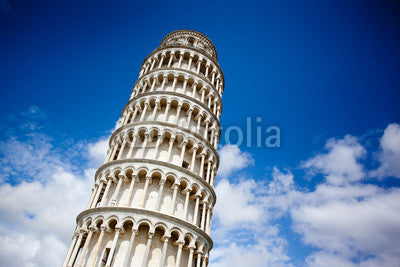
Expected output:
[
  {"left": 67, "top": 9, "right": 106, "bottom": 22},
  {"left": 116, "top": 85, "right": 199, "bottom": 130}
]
[
  {"left": 76, "top": 206, "right": 214, "bottom": 249},
  {"left": 160, "top": 29, "right": 218, "bottom": 60},
  {"left": 140, "top": 45, "right": 225, "bottom": 87},
  {"left": 133, "top": 66, "right": 223, "bottom": 107},
  {"left": 111, "top": 121, "right": 220, "bottom": 160},
  {"left": 95, "top": 158, "right": 217, "bottom": 205},
  {"left": 122, "top": 91, "right": 221, "bottom": 131}
]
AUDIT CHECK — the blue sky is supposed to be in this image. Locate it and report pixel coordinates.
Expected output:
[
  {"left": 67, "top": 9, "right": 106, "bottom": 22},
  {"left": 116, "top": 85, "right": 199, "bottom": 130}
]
[{"left": 1, "top": 0, "right": 400, "bottom": 266}]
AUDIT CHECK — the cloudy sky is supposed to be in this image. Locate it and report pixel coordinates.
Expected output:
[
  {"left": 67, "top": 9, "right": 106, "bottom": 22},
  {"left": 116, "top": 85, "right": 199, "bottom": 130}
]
[{"left": 1, "top": 1, "right": 399, "bottom": 266}]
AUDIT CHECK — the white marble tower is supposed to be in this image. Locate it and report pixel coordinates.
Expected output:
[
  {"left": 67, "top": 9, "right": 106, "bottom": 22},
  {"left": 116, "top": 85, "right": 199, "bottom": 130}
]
[{"left": 63, "top": 29, "right": 224, "bottom": 267}]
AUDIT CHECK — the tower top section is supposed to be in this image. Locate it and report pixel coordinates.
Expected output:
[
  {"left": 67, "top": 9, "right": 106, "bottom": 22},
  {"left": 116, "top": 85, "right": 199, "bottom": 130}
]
[{"left": 160, "top": 29, "right": 218, "bottom": 60}]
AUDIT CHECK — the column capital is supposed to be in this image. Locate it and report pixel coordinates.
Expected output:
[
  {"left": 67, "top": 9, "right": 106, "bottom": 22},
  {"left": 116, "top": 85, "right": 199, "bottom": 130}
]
[
  {"left": 175, "top": 240, "right": 185, "bottom": 247},
  {"left": 171, "top": 182, "right": 180, "bottom": 190},
  {"left": 161, "top": 235, "right": 170, "bottom": 242},
  {"left": 109, "top": 174, "right": 117, "bottom": 182},
  {"left": 180, "top": 139, "right": 188, "bottom": 146},
  {"left": 131, "top": 228, "right": 139, "bottom": 235},
  {"left": 114, "top": 226, "right": 123, "bottom": 233},
  {"left": 183, "top": 187, "right": 192, "bottom": 194},
  {"left": 159, "top": 178, "right": 167, "bottom": 186}
]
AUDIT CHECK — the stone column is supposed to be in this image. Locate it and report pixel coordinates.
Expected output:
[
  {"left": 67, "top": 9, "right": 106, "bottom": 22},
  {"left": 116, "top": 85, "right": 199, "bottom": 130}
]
[
  {"left": 150, "top": 78, "right": 157, "bottom": 92},
  {"left": 140, "top": 134, "right": 149, "bottom": 158},
  {"left": 67, "top": 231, "right": 83, "bottom": 267},
  {"left": 159, "top": 236, "right": 169, "bottom": 267},
  {"left": 203, "top": 120, "right": 210, "bottom": 139},
  {"left": 196, "top": 251, "right": 203, "bottom": 267},
  {"left": 155, "top": 178, "right": 166, "bottom": 211},
  {"left": 140, "top": 175, "right": 152, "bottom": 208},
  {"left": 170, "top": 183, "right": 179, "bottom": 215},
  {"left": 175, "top": 103, "right": 182, "bottom": 124},
  {"left": 125, "top": 174, "right": 138, "bottom": 206},
  {"left": 175, "top": 241, "right": 184, "bottom": 267},
  {"left": 196, "top": 58, "right": 202, "bottom": 74},
  {"left": 211, "top": 70, "right": 216, "bottom": 84},
  {"left": 63, "top": 232, "right": 78, "bottom": 267},
  {"left": 179, "top": 140, "right": 187, "bottom": 166},
  {"left": 182, "top": 78, "right": 188, "bottom": 92},
  {"left": 199, "top": 152, "right": 206, "bottom": 178},
  {"left": 202, "top": 252, "right": 208, "bottom": 267},
  {"left": 183, "top": 188, "right": 191, "bottom": 220},
  {"left": 187, "top": 54, "right": 193, "bottom": 70},
  {"left": 110, "top": 174, "right": 124, "bottom": 206},
  {"left": 126, "top": 135, "right": 137, "bottom": 158},
  {"left": 205, "top": 160, "right": 211, "bottom": 183},
  {"left": 131, "top": 108, "right": 139, "bottom": 122},
  {"left": 105, "top": 227, "right": 121, "bottom": 267},
  {"left": 164, "top": 101, "right": 171, "bottom": 122},
  {"left": 187, "top": 246, "right": 195, "bottom": 267},
  {"left": 200, "top": 202, "right": 207, "bottom": 230},
  {"left": 153, "top": 134, "right": 162, "bottom": 159},
  {"left": 196, "top": 113, "right": 203, "bottom": 133},
  {"left": 190, "top": 146, "right": 198, "bottom": 172},
  {"left": 140, "top": 102, "right": 149, "bottom": 121},
  {"left": 151, "top": 101, "right": 159, "bottom": 120},
  {"left": 167, "top": 136, "right": 175, "bottom": 162},
  {"left": 193, "top": 194, "right": 201, "bottom": 225},
  {"left": 192, "top": 81, "right": 198, "bottom": 98},
  {"left": 205, "top": 64, "right": 210, "bottom": 77},
  {"left": 200, "top": 87, "right": 206, "bottom": 103},
  {"left": 187, "top": 108, "right": 193, "bottom": 128},
  {"left": 205, "top": 206, "right": 212, "bottom": 233},
  {"left": 76, "top": 228, "right": 94, "bottom": 267},
  {"left": 160, "top": 75, "right": 167, "bottom": 91},
  {"left": 109, "top": 143, "right": 119, "bottom": 162},
  {"left": 90, "top": 226, "right": 105, "bottom": 267},
  {"left": 158, "top": 53, "right": 165, "bottom": 68},
  {"left": 116, "top": 136, "right": 127, "bottom": 160},
  {"left": 123, "top": 229, "right": 138, "bottom": 267},
  {"left": 142, "top": 232, "right": 154, "bottom": 267},
  {"left": 177, "top": 53, "right": 184, "bottom": 68},
  {"left": 91, "top": 180, "right": 105, "bottom": 208},
  {"left": 100, "top": 177, "right": 113, "bottom": 206},
  {"left": 167, "top": 52, "right": 174, "bottom": 67},
  {"left": 171, "top": 77, "right": 178, "bottom": 92},
  {"left": 211, "top": 166, "right": 216, "bottom": 187}
]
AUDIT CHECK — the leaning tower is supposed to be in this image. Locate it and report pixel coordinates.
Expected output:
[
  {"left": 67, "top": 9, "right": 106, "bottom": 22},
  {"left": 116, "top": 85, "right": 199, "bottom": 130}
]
[{"left": 63, "top": 30, "right": 224, "bottom": 267}]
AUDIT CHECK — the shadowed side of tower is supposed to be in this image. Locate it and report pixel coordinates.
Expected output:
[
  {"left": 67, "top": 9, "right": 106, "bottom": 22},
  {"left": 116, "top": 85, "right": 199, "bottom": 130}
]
[{"left": 63, "top": 29, "right": 224, "bottom": 267}]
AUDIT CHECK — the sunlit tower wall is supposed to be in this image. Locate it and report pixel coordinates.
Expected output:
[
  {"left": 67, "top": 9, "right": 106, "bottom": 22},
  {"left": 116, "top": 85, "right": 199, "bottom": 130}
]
[{"left": 63, "top": 29, "right": 224, "bottom": 267}]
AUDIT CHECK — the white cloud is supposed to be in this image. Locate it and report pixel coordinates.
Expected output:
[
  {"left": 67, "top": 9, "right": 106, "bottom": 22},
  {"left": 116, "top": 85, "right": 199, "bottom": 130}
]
[
  {"left": 302, "top": 135, "right": 366, "bottom": 185},
  {"left": 214, "top": 178, "right": 263, "bottom": 227},
  {"left": 212, "top": 125, "right": 400, "bottom": 266},
  {"left": 212, "top": 149, "right": 291, "bottom": 266},
  {"left": 289, "top": 126, "right": 400, "bottom": 266},
  {"left": 371, "top": 123, "right": 400, "bottom": 178},
  {"left": 88, "top": 138, "right": 109, "bottom": 167},
  {"left": 217, "top": 144, "right": 254, "bottom": 178},
  {"left": 0, "top": 108, "right": 109, "bottom": 267},
  {"left": 211, "top": 235, "right": 290, "bottom": 267}
]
